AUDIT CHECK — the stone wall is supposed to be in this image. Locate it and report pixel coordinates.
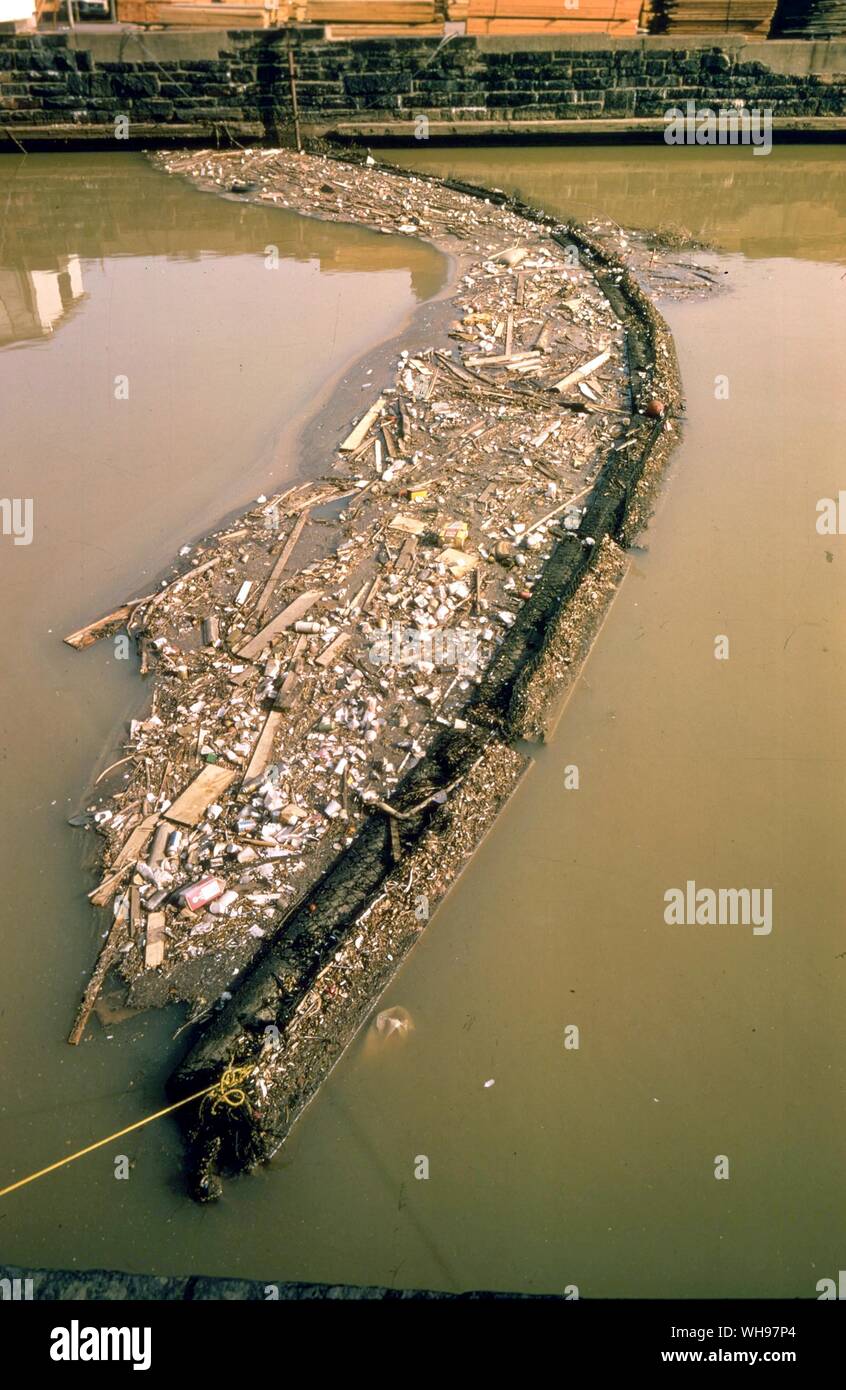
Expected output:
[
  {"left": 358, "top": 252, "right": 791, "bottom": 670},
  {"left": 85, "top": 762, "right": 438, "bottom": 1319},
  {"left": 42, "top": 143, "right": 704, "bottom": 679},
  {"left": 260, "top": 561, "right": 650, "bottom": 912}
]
[{"left": 0, "top": 29, "right": 844, "bottom": 144}]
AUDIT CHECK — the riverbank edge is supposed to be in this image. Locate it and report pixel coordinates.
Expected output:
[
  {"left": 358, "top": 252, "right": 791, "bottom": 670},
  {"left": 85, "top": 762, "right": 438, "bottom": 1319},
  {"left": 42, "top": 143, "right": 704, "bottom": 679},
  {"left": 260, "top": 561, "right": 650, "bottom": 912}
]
[
  {"left": 3, "top": 118, "right": 845, "bottom": 153},
  {"left": 163, "top": 149, "right": 683, "bottom": 1200}
]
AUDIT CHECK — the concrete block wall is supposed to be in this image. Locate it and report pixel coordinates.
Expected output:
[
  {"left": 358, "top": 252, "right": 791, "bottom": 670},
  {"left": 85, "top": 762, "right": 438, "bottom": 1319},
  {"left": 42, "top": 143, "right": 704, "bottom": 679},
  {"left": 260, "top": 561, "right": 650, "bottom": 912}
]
[{"left": 0, "top": 30, "right": 844, "bottom": 139}]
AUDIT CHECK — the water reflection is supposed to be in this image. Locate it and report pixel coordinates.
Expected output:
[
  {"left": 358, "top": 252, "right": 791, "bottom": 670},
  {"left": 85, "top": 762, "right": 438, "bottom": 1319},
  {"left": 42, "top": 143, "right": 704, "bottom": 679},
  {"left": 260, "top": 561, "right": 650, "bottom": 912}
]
[
  {"left": 390, "top": 145, "right": 846, "bottom": 262},
  {"left": 0, "top": 149, "right": 446, "bottom": 1285},
  {"left": 0, "top": 148, "right": 444, "bottom": 352},
  {"left": 0, "top": 255, "right": 85, "bottom": 347}
]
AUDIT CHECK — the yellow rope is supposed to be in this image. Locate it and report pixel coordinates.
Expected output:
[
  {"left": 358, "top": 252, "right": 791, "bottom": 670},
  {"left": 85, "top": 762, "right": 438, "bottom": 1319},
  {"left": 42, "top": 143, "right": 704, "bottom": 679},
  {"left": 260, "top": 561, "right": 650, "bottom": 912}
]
[{"left": 0, "top": 1062, "right": 254, "bottom": 1200}]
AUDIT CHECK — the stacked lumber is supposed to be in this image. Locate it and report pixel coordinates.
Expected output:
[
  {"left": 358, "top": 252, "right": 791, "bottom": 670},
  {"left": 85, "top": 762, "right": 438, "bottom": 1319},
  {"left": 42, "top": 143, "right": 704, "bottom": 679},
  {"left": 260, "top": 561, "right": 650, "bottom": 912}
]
[
  {"left": 771, "top": 0, "right": 846, "bottom": 35},
  {"left": 306, "top": 0, "right": 437, "bottom": 17},
  {"left": 116, "top": 0, "right": 153, "bottom": 20},
  {"left": 462, "top": 0, "right": 641, "bottom": 33},
  {"left": 156, "top": 2, "right": 278, "bottom": 21},
  {"left": 650, "top": 0, "right": 776, "bottom": 35},
  {"left": 308, "top": 0, "right": 444, "bottom": 35},
  {"left": 324, "top": 23, "right": 446, "bottom": 32},
  {"left": 116, "top": 0, "right": 442, "bottom": 34},
  {"left": 116, "top": 0, "right": 287, "bottom": 24}
]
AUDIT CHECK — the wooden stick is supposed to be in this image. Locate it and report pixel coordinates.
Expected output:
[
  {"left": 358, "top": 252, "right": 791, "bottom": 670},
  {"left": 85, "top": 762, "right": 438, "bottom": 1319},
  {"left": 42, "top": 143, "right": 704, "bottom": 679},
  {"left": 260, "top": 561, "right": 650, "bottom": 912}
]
[
  {"left": 524, "top": 481, "right": 595, "bottom": 538},
  {"left": 64, "top": 599, "right": 153, "bottom": 651},
  {"left": 340, "top": 396, "right": 384, "bottom": 452},
  {"left": 553, "top": 347, "right": 611, "bottom": 394},
  {"left": 464, "top": 348, "right": 540, "bottom": 368},
  {"left": 381, "top": 422, "right": 398, "bottom": 460},
  {"left": 358, "top": 769, "right": 471, "bottom": 822},
  {"left": 88, "top": 815, "right": 159, "bottom": 908},
  {"left": 144, "top": 912, "right": 166, "bottom": 971},
  {"left": 316, "top": 632, "right": 350, "bottom": 667},
  {"left": 254, "top": 511, "right": 309, "bottom": 618},
  {"left": 93, "top": 754, "right": 136, "bottom": 787},
  {"left": 65, "top": 549, "right": 221, "bottom": 650},
  {"left": 241, "top": 711, "right": 283, "bottom": 787},
  {"left": 68, "top": 900, "right": 129, "bottom": 1045},
  {"left": 237, "top": 589, "right": 323, "bottom": 662},
  {"left": 141, "top": 556, "right": 220, "bottom": 618},
  {"left": 361, "top": 575, "right": 382, "bottom": 613},
  {"left": 533, "top": 319, "right": 554, "bottom": 352}
]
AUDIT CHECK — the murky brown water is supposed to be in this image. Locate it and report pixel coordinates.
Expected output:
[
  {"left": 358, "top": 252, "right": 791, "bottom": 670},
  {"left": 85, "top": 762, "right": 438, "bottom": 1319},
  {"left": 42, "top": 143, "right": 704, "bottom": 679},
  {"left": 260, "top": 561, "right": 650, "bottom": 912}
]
[
  {"left": 1, "top": 146, "right": 845, "bottom": 1298},
  {"left": 390, "top": 143, "right": 846, "bottom": 264},
  {"left": 0, "top": 151, "right": 444, "bottom": 1269}
]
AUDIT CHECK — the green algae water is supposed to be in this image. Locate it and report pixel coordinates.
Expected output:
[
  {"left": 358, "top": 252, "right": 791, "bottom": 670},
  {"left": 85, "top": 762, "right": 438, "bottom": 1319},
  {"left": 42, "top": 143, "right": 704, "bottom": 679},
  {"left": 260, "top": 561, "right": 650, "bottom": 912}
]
[{"left": 1, "top": 145, "right": 845, "bottom": 1299}]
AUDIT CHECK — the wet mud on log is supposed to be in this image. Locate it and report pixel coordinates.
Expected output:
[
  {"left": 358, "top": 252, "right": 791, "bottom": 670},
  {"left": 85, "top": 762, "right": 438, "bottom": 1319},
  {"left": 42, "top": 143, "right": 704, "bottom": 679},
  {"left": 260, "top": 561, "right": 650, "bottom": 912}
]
[{"left": 65, "top": 146, "right": 689, "bottom": 1197}]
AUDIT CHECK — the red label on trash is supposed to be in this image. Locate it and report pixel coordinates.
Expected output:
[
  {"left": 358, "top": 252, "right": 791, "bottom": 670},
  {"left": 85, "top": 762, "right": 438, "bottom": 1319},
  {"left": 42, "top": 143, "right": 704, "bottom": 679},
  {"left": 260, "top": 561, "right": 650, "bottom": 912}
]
[{"left": 181, "top": 876, "right": 226, "bottom": 912}]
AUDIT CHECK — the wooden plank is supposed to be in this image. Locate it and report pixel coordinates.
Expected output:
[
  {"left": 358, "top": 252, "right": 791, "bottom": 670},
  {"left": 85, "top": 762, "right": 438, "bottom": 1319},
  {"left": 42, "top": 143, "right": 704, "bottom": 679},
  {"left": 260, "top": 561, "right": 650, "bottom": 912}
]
[
  {"left": 64, "top": 599, "right": 153, "bottom": 651},
  {"left": 468, "top": 0, "right": 638, "bottom": 13},
  {"left": 254, "top": 510, "right": 310, "bottom": 618},
  {"left": 316, "top": 632, "right": 351, "bottom": 667},
  {"left": 395, "top": 534, "right": 418, "bottom": 572},
  {"left": 324, "top": 20, "right": 444, "bottom": 31},
  {"left": 144, "top": 912, "right": 166, "bottom": 971},
  {"left": 237, "top": 589, "right": 323, "bottom": 661},
  {"left": 66, "top": 561, "right": 215, "bottom": 657},
  {"left": 288, "top": 633, "right": 308, "bottom": 663},
  {"left": 68, "top": 894, "right": 131, "bottom": 1045},
  {"left": 242, "top": 711, "right": 283, "bottom": 786},
  {"left": 115, "top": 0, "right": 151, "bottom": 21},
  {"left": 88, "top": 814, "right": 159, "bottom": 907},
  {"left": 274, "top": 630, "right": 308, "bottom": 709},
  {"left": 467, "top": 15, "right": 639, "bottom": 29},
  {"left": 381, "top": 422, "right": 398, "bottom": 459},
  {"left": 362, "top": 576, "right": 382, "bottom": 614},
  {"left": 128, "top": 886, "right": 144, "bottom": 940},
  {"left": 533, "top": 319, "right": 554, "bottom": 352},
  {"left": 340, "top": 396, "right": 385, "bottom": 452},
  {"left": 165, "top": 765, "right": 238, "bottom": 827},
  {"left": 553, "top": 347, "right": 612, "bottom": 393},
  {"left": 347, "top": 579, "right": 370, "bottom": 613},
  {"left": 308, "top": 0, "right": 435, "bottom": 15},
  {"left": 147, "top": 3, "right": 275, "bottom": 25},
  {"left": 110, "top": 815, "right": 160, "bottom": 873},
  {"left": 146, "top": 822, "right": 170, "bottom": 870},
  {"left": 275, "top": 671, "right": 301, "bottom": 711},
  {"left": 464, "top": 349, "right": 541, "bottom": 367},
  {"left": 531, "top": 417, "right": 562, "bottom": 448}
]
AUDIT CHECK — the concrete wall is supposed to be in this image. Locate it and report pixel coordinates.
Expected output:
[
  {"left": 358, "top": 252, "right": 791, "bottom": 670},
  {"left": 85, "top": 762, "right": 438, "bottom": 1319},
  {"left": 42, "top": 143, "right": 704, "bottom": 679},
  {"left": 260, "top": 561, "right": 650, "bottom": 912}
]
[{"left": 1, "top": 29, "right": 845, "bottom": 145}]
